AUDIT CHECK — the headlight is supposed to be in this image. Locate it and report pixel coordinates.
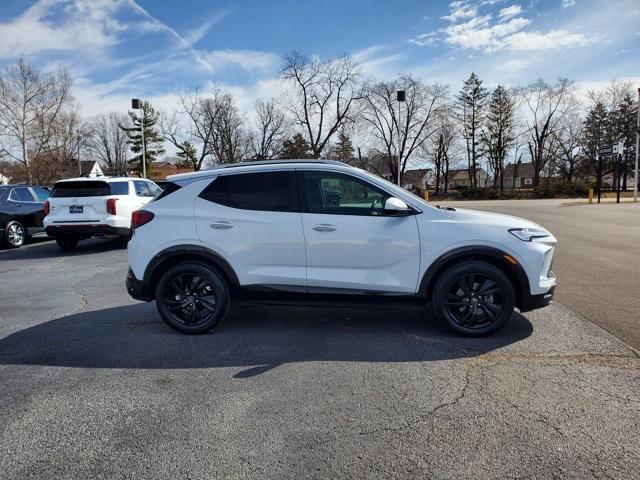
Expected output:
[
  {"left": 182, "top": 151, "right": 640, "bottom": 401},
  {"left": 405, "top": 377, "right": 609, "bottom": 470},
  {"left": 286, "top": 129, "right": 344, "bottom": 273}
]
[{"left": 509, "top": 228, "right": 550, "bottom": 242}]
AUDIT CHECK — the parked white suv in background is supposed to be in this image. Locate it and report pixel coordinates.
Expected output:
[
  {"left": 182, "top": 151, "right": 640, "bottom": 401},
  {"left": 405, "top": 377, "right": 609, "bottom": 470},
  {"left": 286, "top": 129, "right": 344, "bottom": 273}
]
[
  {"left": 44, "top": 177, "right": 162, "bottom": 250},
  {"left": 126, "top": 160, "right": 557, "bottom": 336}
]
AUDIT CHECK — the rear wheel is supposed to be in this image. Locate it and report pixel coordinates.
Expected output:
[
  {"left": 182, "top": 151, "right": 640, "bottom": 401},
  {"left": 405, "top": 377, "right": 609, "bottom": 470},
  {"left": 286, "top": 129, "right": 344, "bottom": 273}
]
[
  {"left": 432, "top": 260, "right": 515, "bottom": 336},
  {"left": 155, "top": 262, "right": 229, "bottom": 334},
  {"left": 4, "top": 221, "right": 25, "bottom": 248},
  {"left": 56, "top": 237, "right": 79, "bottom": 251}
]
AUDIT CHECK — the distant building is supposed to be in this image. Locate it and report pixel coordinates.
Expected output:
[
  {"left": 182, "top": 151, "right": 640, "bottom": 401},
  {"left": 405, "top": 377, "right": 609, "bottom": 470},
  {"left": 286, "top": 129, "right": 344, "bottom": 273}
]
[
  {"left": 402, "top": 168, "right": 433, "bottom": 190},
  {"left": 503, "top": 162, "right": 535, "bottom": 189},
  {"left": 440, "top": 168, "right": 490, "bottom": 190},
  {"left": 0, "top": 172, "right": 10, "bottom": 185},
  {"left": 127, "top": 159, "right": 193, "bottom": 180},
  {"left": 69, "top": 159, "right": 104, "bottom": 178}
]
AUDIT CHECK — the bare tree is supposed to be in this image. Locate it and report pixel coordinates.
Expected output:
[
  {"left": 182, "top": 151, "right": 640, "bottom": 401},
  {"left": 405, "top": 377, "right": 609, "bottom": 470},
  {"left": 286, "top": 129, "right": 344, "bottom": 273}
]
[
  {"left": 281, "top": 51, "right": 362, "bottom": 158},
  {"left": 551, "top": 112, "right": 583, "bottom": 182},
  {"left": 209, "top": 92, "right": 247, "bottom": 164},
  {"left": 425, "top": 106, "right": 457, "bottom": 195},
  {"left": 521, "top": 78, "right": 577, "bottom": 187},
  {"left": 161, "top": 88, "right": 216, "bottom": 170},
  {"left": 88, "top": 112, "right": 129, "bottom": 175},
  {"left": 0, "top": 59, "right": 73, "bottom": 181},
  {"left": 362, "top": 74, "right": 448, "bottom": 184},
  {"left": 251, "top": 98, "right": 286, "bottom": 160}
]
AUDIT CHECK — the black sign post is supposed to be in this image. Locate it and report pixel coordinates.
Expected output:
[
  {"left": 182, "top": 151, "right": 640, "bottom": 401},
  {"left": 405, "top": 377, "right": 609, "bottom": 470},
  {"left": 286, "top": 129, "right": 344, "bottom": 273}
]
[{"left": 597, "top": 145, "right": 613, "bottom": 204}]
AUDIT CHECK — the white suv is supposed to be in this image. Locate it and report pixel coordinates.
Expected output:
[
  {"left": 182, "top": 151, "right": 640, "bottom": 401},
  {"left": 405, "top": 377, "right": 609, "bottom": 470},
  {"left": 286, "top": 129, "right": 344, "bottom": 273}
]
[
  {"left": 44, "top": 177, "right": 162, "bottom": 250},
  {"left": 126, "top": 160, "right": 556, "bottom": 336}
]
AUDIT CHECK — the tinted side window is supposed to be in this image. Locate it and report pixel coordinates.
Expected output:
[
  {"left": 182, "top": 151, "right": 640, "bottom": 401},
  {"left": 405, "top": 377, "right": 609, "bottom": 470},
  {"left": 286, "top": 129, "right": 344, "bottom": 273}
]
[
  {"left": 134, "top": 181, "right": 152, "bottom": 197},
  {"left": 32, "top": 187, "right": 50, "bottom": 201},
  {"left": 146, "top": 182, "right": 162, "bottom": 197},
  {"left": 10, "top": 187, "right": 36, "bottom": 202},
  {"left": 109, "top": 182, "right": 130, "bottom": 195},
  {"left": 200, "top": 172, "right": 293, "bottom": 212},
  {"left": 302, "top": 171, "right": 389, "bottom": 216}
]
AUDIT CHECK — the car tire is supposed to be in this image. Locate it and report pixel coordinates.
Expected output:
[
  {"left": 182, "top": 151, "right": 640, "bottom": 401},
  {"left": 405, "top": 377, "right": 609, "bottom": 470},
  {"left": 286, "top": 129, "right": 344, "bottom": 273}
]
[
  {"left": 432, "top": 260, "right": 515, "bottom": 336},
  {"left": 4, "top": 221, "right": 25, "bottom": 248},
  {"left": 56, "top": 237, "right": 79, "bottom": 251},
  {"left": 155, "top": 262, "right": 230, "bottom": 334}
]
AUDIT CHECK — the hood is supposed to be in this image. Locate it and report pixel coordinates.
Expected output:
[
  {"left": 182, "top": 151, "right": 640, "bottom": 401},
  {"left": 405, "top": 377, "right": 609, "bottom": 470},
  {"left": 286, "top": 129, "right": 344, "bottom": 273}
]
[{"left": 445, "top": 208, "right": 545, "bottom": 230}]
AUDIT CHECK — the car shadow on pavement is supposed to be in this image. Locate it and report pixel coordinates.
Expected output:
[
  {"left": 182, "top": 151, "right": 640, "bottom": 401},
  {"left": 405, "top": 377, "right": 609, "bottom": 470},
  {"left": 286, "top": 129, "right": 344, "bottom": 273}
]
[
  {"left": 0, "top": 237, "right": 126, "bottom": 260},
  {"left": 0, "top": 302, "right": 533, "bottom": 377}
]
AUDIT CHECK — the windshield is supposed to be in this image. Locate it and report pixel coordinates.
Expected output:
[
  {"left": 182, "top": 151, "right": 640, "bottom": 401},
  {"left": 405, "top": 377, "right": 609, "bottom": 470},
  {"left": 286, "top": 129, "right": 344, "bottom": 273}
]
[{"left": 51, "top": 181, "right": 110, "bottom": 197}]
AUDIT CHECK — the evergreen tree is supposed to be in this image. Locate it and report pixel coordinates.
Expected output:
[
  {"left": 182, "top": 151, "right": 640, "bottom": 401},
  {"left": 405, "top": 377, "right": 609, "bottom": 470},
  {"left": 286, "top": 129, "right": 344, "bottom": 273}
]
[
  {"left": 332, "top": 130, "right": 355, "bottom": 161},
  {"left": 280, "top": 133, "right": 313, "bottom": 159},
  {"left": 120, "top": 101, "right": 165, "bottom": 174},
  {"left": 456, "top": 72, "right": 489, "bottom": 190},
  {"left": 581, "top": 101, "right": 609, "bottom": 184},
  {"left": 481, "top": 85, "right": 516, "bottom": 191},
  {"left": 175, "top": 140, "right": 197, "bottom": 168}
]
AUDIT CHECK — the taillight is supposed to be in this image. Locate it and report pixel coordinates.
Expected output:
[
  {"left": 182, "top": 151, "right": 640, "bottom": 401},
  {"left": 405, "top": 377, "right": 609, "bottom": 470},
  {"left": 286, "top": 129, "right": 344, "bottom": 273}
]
[
  {"left": 106, "top": 198, "right": 118, "bottom": 215},
  {"left": 43, "top": 200, "right": 50, "bottom": 215},
  {"left": 131, "top": 210, "right": 154, "bottom": 229}
]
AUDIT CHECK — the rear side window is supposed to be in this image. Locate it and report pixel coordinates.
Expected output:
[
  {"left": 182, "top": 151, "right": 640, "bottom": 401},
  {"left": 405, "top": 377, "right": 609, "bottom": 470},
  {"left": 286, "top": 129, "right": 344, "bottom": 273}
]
[
  {"left": 109, "top": 181, "right": 129, "bottom": 195},
  {"left": 51, "top": 181, "right": 110, "bottom": 198},
  {"left": 199, "top": 172, "right": 294, "bottom": 212},
  {"left": 32, "top": 187, "right": 50, "bottom": 201},
  {"left": 134, "top": 180, "right": 154, "bottom": 197},
  {"left": 153, "top": 182, "right": 182, "bottom": 201},
  {"left": 9, "top": 187, "right": 36, "bottom": 202}
]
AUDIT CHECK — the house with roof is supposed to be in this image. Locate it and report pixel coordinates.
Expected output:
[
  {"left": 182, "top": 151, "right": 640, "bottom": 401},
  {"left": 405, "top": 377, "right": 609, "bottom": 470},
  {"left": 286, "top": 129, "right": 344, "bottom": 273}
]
[
  {"left": 439, "top": 167, "right": 489, "bottom": 190},
  {"left": 503, "top": 162, "right": 536, "bottom": 189},
  {"left": 402, "top": 168, "right": 433, "bottom": 190}
]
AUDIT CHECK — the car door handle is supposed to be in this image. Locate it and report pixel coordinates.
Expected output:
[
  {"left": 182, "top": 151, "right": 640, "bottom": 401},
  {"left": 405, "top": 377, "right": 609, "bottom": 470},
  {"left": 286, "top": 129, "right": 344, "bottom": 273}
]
[
  {"left": 312, "top": 224, "right": 337, "bottom": 232},
  {"left": 210, "top": 221, "right": 234, "bottom": 230}
]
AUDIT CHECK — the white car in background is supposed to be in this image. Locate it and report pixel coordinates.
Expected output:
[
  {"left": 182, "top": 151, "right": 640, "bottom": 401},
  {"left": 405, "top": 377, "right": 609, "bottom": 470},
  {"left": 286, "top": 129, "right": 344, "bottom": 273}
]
[
  {"left": 126, "top": 160, "right": 557, "bottom": 337},
  {"left": 44, "top": 177, "right": 162, "bottom": 250}
]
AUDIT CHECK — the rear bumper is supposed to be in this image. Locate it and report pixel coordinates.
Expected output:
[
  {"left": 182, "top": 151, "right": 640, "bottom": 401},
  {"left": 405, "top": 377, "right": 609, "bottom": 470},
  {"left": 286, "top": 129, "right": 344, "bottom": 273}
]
[
  {"left": 45, "top": 224, "right": 129, "bottom": 238},
  {"left": 520, "top": 286, "right": 555, "bottom": 313},
  {"left": 126, "top": 267, "right": 152, "bottom": 301}
]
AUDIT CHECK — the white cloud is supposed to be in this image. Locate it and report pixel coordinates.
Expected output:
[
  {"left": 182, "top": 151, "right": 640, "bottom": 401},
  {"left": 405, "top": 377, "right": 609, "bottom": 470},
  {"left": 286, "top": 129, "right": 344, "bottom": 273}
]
[
  {"left": 195, "top": 50, "right": 280, "bottom": 74},
  {"left": 561, "top": 0, "right": 576, "bottom": 8},
  {"left": 499, "top": 5, "right": 523, "bottom": 20},
  {"left": 0, "top": 0, "right": 127, "bottom": 58},
  {"left": 408, "top": 32, "right": 438, "bottom": 46},
  {"left": 441, "top": 1, "right": 478, "bottom": 22}
]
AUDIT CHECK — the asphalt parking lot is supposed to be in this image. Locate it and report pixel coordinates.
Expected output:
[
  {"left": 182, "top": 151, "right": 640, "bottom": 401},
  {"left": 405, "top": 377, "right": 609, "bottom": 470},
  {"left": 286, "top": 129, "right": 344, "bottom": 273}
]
[{"left": 1, "top": 201, "right": 639, "bottom": 479}]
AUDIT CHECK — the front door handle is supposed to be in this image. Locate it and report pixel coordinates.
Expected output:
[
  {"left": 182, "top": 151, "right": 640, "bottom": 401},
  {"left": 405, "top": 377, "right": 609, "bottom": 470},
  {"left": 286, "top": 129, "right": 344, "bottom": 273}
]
[
  {"left": 210, "top": 221, "right": 234, "bottom": 230},
  {"left": 312, "top": 224, "right": 337, "bottom": 232}
]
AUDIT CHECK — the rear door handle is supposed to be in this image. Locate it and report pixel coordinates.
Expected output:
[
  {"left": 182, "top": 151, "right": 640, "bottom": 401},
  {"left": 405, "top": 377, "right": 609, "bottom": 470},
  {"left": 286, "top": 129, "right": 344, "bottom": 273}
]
[
  {"left": 210, "top": 221, "right": 234, "bottom": 230},
  {"left": 312, "top": 224, "right": 337, "bottom": 232}
]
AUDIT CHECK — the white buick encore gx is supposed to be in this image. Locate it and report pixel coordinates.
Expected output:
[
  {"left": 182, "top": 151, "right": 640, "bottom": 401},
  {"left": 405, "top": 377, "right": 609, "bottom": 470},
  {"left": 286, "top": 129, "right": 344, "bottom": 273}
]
[{"left": 126, "top": 160, "right": 556, "bottom": 336}]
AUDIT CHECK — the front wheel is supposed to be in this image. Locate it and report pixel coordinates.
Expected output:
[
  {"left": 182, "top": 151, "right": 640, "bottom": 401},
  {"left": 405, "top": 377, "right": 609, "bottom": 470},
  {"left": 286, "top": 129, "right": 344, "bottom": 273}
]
[
  {"left": 56, "top": 237, "right": 79, "bottom": 251},
  {"left": 155, "top": 262, "right": 230, "bottom": 334},
  {"left": 432, "top": 260, "right": 515, "bottom": 336}
]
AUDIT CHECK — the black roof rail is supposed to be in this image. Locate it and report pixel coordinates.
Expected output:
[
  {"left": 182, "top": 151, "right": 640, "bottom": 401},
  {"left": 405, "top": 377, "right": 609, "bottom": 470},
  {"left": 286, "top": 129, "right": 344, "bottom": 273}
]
[{"left": 211, "top": 159, "right": 347, "bottom": 170}]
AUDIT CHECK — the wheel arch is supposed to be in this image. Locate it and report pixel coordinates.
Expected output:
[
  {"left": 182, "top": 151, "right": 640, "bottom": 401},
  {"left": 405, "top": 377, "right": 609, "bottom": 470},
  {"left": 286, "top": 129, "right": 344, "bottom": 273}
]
[
  {"left": 144, "top": 245, "right": 239, "bottom": 298},
  {"left": 419, "top": 246, "right": 530, "bottom": 310}
]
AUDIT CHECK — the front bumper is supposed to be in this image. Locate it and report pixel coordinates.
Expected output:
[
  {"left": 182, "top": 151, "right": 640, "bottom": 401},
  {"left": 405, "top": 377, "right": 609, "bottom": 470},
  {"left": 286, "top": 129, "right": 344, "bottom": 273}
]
[
  {"left": 520, "top": 285, "right": 555, "bottom": 312},
  {"left": 126, "top": 267, "right": 152, "bottom": 301},
  {"left": 45, "top": 224, "right": 129, "bottom": 238}
]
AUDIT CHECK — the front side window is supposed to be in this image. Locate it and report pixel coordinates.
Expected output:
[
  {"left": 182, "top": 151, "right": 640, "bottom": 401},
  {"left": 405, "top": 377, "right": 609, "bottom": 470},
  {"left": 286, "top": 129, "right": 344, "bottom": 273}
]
[
  {"left": 303, "top": 171, "right": 389, "bottom": 216},
  {"left": 200, "top": 172, "right": 293, "bottom": 212},
  {"left": 10, "top": 187, "right": 36, "bottom": 202}
]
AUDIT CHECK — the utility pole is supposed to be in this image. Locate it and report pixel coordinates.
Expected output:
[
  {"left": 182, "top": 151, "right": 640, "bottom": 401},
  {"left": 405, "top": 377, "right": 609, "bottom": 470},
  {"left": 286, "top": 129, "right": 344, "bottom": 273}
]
[
  {"left": 634, "top": 87, "right": 639, "bottom": 203},
  {"left": 396, "top": 90, "right": 405, "bottom": 186},
  {"left": 77, "top": 133, "right": 82, "bottom": 177}
]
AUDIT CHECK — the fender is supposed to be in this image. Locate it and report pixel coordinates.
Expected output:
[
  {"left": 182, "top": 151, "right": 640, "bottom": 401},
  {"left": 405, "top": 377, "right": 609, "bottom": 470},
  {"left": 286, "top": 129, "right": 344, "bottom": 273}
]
[
  {"left": 144, "top": 244, "right": 240, "bottom": 290},
  {"left": 418, "top": 245, "right": 530, "bottom": 307}
]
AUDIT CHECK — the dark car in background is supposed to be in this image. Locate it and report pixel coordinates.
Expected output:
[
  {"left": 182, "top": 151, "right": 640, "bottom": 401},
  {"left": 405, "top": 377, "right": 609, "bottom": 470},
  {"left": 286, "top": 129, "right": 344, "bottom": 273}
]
[{"left": 0, "top": 185, "right": 50, "bottom": 248}]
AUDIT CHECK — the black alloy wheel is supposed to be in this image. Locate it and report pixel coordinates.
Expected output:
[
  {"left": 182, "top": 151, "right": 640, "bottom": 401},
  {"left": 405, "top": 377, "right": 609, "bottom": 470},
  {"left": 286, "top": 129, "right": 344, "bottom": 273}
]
[
  {"left": 5, "top": 221, "right": 25, "bottom": 248},
  {"left": 155, "top": 263, "right": 229, "bottom": 334},
  {"left": 432, "top": 260, "right": 515, "bottom": 336}
]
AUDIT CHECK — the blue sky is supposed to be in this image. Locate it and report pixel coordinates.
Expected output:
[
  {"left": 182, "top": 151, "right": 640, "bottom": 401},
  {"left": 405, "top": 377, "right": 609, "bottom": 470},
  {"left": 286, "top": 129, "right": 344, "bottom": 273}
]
[{"left": 0, "top": 0, "right": 638, "bottom": 117}]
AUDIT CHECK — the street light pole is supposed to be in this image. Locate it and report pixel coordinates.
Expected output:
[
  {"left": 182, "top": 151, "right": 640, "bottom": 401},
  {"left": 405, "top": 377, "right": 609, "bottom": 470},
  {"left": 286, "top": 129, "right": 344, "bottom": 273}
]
[
  {"left": 396, "top": 90, "right": 405, "bottom": 186},
  {"left": 131, "top": 98, "right": 146, "bottom": 179},
  {"left": 77, "top": 133, "right": 81, "bottom": 177},
  {"left": 634, "top": 87, "right": 639, "bottom": 203}
]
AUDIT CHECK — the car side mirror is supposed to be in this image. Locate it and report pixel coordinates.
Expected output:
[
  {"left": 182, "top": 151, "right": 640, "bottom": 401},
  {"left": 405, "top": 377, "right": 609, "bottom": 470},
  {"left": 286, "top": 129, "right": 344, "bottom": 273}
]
[{"left": 383, "top": 197, "right": 412, "bottom": 216}]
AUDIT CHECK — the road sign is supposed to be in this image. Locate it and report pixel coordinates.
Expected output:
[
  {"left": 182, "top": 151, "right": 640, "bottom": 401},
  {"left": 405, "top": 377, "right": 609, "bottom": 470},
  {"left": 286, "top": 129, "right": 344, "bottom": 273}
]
[{"left": 599, "top": 144, "right": 613, "bottom": 155}]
